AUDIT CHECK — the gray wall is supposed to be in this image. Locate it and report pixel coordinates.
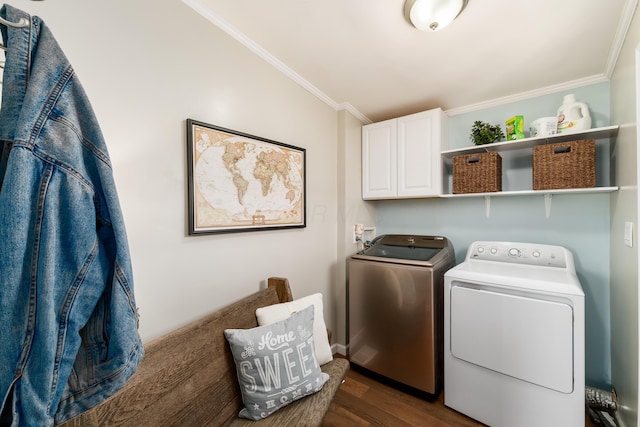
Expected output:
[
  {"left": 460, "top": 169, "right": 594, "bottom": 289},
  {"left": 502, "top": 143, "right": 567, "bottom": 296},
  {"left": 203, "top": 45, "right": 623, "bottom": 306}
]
[{"left": 609, "top": 4, "right": 640, "bottom": 426}]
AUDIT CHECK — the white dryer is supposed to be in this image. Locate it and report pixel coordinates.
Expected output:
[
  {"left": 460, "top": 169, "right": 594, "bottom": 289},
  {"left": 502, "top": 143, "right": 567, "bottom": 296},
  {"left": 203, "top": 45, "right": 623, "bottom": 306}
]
[{"left": 444, "top": 241, "right": 584, "bottom": 427}]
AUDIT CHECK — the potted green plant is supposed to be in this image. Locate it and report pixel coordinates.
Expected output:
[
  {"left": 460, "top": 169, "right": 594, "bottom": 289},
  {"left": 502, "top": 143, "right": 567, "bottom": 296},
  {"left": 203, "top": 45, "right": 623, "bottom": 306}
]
[{"left": 470, "top": 121, "right": 504, "bottom": 145}]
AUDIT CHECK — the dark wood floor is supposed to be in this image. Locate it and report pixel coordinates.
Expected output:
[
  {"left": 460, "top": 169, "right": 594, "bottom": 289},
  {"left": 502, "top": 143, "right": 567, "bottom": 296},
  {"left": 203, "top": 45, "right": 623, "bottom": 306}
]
[{"left": 322, "top": 360, "right": 597, "bottom": 427}]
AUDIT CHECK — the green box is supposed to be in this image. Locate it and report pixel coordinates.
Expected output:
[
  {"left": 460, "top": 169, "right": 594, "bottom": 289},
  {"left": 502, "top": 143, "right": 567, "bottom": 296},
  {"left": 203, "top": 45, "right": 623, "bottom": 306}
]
[{"left": 506, "top": 115, "right": 525, "bottom": 140}]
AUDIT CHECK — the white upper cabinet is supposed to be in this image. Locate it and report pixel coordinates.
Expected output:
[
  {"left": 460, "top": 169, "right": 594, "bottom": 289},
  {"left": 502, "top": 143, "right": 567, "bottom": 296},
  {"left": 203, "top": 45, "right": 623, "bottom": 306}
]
[
  {"left": 362, "top": 108, "right": 447, "bottom": 200},
  {"left": 362, "top": 118, "right": 397, "bottom": 199}
]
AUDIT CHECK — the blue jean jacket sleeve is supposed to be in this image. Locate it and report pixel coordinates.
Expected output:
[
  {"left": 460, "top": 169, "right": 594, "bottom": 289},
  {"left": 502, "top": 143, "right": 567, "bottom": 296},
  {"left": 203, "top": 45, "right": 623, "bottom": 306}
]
[{"left": 0, "top": 5, "right": 144, "bottom": 426}]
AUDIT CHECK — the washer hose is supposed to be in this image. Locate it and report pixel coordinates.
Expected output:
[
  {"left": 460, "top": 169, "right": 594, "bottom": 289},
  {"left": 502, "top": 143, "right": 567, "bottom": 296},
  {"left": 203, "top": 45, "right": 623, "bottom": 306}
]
[{"left": 585, "top": 386, "right": 617, "bottom": 412}]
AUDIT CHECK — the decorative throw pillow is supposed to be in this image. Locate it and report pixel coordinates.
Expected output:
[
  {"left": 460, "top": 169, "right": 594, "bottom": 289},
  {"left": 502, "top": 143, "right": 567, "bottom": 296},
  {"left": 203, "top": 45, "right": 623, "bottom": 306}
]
[
  {"left": 224, "top": 306, "right": 329, "bottom": 420},
  {"left": 255, "top": 293, "right": 333, "bottom": 365}
]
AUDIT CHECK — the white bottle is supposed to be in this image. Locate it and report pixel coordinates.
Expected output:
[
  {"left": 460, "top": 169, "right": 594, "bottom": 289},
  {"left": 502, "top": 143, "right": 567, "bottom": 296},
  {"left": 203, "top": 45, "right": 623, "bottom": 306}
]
[{"left": 556, "top": 94, "right": 591, "bottom": 134}]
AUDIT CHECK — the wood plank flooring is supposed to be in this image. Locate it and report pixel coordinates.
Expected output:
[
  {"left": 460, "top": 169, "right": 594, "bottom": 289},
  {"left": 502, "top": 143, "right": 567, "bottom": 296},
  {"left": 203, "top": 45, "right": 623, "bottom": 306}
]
[
  {"left": 322, "top": 361, "right": 598, "bottom": 427},
  {"left": 322, "top": 366, "right": 484, "bottom": 427}
]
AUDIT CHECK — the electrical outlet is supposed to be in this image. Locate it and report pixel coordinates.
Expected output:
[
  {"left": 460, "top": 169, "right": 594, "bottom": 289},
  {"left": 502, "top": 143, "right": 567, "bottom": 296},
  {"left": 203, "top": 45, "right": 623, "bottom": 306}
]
[
  {"left": 625, "top": 221, "right": 633, "bottom": 247},
  {"left": 353, "top": 224, "right": 365, "bottom": 244}
]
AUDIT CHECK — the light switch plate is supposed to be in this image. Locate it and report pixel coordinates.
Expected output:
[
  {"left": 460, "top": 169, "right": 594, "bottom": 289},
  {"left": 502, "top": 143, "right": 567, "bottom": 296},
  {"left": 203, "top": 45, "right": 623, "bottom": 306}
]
[{"left": 625, "top": 221, "right": 633, "bottom": 247}]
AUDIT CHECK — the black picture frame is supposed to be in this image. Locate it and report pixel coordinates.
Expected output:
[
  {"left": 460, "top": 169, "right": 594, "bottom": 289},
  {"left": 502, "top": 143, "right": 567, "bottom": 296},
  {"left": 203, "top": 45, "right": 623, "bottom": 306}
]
[{"left": 186, "top": 119, "right": 306, "bottom": 235}]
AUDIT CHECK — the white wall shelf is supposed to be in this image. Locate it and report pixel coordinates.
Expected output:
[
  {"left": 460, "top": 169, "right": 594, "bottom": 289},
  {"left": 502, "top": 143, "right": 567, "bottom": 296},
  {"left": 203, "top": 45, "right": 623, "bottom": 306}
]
[
  {"left": 440, "top": 187, "right": 618, "bottom": 218},
  {"left": 439, "top": 186, "right": 619, "bottom": 199},
  {"left": 439, "top": 125, "right": 619, "bottom": 217},
  {"left": 441, "top": 125, "right": 619, "bottom": 160}
]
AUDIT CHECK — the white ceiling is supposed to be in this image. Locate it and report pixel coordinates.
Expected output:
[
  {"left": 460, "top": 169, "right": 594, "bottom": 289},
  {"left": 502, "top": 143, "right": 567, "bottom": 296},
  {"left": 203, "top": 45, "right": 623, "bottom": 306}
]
[{"left": 184, "top": 0, "right": 636, "bottom": 124}]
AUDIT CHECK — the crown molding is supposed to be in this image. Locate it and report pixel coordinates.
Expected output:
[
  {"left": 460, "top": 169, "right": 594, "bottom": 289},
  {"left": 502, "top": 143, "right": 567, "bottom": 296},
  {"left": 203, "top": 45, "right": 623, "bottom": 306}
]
[
  {"left": 604, "top": 0, "right": 639, "bottom": 77},
  {"left": 182, "top": 1, "right": 345, "bottom": 109},
  {"left": 337, "top": 102, "right": 372, "bottom": 124},
  {"left": 444, "top": 74, "right": 609, "bottom": 117}
]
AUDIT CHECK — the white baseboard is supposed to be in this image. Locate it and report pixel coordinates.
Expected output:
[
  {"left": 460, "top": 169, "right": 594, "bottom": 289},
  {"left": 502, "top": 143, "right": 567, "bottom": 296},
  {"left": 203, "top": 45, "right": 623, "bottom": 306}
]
[{"left": 331, "top": 343, "right": 348, "bottom": 357}]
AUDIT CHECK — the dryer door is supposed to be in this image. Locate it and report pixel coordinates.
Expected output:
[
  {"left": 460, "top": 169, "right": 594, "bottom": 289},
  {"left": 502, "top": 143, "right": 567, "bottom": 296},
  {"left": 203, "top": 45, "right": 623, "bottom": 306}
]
[{"left": 449, "top": 284, "right": 574, "bottom": 393}]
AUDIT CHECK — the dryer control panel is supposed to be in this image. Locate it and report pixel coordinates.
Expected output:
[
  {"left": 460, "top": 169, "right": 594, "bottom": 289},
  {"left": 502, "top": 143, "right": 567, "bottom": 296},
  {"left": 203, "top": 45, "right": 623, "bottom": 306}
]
[{"left": 467, "top": 241, "right": 569, "bottom": 269}]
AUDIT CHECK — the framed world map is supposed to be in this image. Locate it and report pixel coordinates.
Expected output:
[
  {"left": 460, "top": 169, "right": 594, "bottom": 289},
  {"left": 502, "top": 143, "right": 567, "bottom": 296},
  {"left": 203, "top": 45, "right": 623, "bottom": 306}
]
[{"left": 186, "top": 119, "right": 306, "bottom": 235}]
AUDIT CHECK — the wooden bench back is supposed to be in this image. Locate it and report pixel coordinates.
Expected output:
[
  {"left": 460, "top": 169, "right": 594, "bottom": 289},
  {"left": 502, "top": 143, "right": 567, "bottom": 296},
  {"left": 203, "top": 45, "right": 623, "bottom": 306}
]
[{"left": 61, "top": 278, "right": 292, "bottom": 426}]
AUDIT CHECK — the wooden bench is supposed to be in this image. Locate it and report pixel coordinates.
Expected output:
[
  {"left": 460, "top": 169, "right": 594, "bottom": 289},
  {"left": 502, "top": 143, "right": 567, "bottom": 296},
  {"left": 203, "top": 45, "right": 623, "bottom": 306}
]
[{"left": 60, "top": 277, "right": 349, "bottom": 426}]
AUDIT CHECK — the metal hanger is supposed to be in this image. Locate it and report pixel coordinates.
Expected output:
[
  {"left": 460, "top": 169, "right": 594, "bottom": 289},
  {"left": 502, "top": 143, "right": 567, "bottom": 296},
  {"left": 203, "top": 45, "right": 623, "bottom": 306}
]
[
  {"left": 0, "top": 16, "right": 29, "bottom": 29},
  {"left": 0, "top": 15, "right": 28, "bottom": 84},
  {"left": 0, "top": 13, "right": 30, "bottom": 53},
  {"left": 0, "top": 0, "right": 43, "bottom": 30},
  {"left": 0, "top": 4, "right": 41, "bottom": 84}
]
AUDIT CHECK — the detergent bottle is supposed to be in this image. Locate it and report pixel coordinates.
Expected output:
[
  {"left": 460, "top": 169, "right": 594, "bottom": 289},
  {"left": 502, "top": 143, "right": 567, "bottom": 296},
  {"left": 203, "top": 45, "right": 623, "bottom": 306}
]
[{"left": 556, "top": 94, "right": 591, "bottom": 134}]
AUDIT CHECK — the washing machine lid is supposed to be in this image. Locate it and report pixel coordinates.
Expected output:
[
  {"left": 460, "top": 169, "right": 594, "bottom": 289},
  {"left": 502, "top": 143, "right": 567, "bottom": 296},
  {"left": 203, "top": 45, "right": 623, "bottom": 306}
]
[{"left": 353, "top": 234, "right": 452, "bottom": 266}]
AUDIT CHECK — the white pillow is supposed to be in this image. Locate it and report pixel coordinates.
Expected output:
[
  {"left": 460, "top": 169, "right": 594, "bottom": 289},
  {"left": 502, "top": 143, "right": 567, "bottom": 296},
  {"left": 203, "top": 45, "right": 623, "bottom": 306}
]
[{"left": 256, "top": 293, "right": 333, "bottom": 365}]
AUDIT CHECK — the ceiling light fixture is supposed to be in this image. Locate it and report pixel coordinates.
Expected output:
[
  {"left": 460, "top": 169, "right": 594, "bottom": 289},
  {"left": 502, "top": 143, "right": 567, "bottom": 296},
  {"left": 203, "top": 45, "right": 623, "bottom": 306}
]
[{"left": 405, "top": 0, "right": 468, "bottom": 32}]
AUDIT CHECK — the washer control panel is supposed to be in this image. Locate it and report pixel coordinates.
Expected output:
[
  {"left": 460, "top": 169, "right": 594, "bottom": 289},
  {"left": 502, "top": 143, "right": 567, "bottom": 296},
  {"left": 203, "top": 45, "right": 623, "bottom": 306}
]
[{"left": 468, "top": 241, "right": 567, "bottom": 268}]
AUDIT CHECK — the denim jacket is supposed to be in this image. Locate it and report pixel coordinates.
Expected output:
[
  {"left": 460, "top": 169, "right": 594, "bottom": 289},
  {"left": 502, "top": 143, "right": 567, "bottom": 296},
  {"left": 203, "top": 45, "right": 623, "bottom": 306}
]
[{"left": 0, "top": 5, "right": 143, "bottom": 426}]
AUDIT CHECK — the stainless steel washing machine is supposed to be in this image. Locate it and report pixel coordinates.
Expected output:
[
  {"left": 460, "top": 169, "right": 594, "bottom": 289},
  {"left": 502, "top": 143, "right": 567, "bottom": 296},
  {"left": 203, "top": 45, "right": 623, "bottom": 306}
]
[{"left": 348, "top": 234, "right": 455, "bottom": 396}]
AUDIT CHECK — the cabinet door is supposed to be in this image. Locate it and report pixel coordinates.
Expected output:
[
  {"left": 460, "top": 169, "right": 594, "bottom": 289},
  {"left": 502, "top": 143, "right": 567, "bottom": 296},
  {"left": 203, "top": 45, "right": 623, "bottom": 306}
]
[
  {"left": 362, "top": 119, "right": 397, "bottom": 199},
  {"left": 397, "top": 109, "right": 444, "bottom": 197}
]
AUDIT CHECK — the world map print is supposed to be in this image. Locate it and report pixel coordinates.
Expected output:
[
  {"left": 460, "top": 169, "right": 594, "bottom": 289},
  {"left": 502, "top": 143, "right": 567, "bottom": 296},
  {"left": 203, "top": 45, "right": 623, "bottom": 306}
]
[{"left": 190, "top": 123, "right": 305, "bottom": 233}]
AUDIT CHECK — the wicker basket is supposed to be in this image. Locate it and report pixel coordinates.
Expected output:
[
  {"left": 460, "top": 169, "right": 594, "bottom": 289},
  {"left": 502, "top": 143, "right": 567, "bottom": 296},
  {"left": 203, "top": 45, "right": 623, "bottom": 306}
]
[
  {"left": 532, "top": 140, "right": 595, "bottom": 190},
  {"left": 453, "top": 152, "right": 502, "bottom": 194}
]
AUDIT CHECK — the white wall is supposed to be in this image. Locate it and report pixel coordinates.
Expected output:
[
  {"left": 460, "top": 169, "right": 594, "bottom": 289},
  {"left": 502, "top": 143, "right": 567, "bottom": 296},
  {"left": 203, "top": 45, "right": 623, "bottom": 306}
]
[
  {"left": 337, "top": 110, "right": 375, "bottom": 350},
  {"left": 610, "top": 3, "right": 640, "bottom": 425},
  {"left": 9, "top": 0, "right": 340, "bottom": 342}
]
